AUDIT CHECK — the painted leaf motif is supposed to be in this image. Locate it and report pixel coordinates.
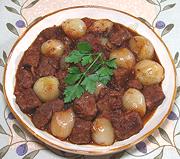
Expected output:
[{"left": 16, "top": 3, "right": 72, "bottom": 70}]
[
  {"left": 13, "top": 124, "right": 26, "bottom": 140},
  {"left": 146, "top": 0, "right": 157, "bottom": 5},
  {"left": 3, "top": 50, "right": 7, "bottom": 63},
  {"left": 158, "top": 127, "right": 172, "bottom": 144},
  {"left": 11, "top": 0, "right": 21, "bottom": 6},
  {"left": 161, "top": 24, "right": 174, "bottom": 37},
  {"left": 154, "top": 148, "right": 163, "bottom": 159},
  {"left": 0, "top": 83, "right": 3, "bottom": 93},
  {"left": 0, "top": 125, "right": 6, "bottom": 134},
  {"left": 0, "top": 58, "right": 4, "bottom": 67},
  {"left": 148, "top": 135, "right": 159, "bottom": 145},
  {"left": 0, "top": 145, "right": 10, "bottom": 158},
  {"left": 177, "top": 148, "right": 180, "bottom": 156},
  {"left": 5, "top": 6, "right": 20, "bottom": 15},
  {"left": 177, "top": 61, "right": 180, "bottom": 68},
  {"left": 160, "top": 0, "right": 167, "bottom": 2},
  {"left": 138, "top": 17, "right": 152, "bottom": 27},
  {"left": 167, "top": 111, "right": 178, "bottom": 120},
  {"left": 24, "top": 0, "right": 39, "bottom": 9},
  {"left": 174, "top": 52, "right": 179, "bottom": 64},
  {"left": 176, "top": 86, "right": 180, "bottom": 99},
  {"left": 23, "top": 150, "right": 39, "bottom": 159},
  {"left": 6, "top": 23, "right": 19, "bottom": 36},
  {"left": 162, "top": 3, "right": 176, "bottom": 11},
  {"left": 176, "top": 132, "right": 180, "bottom": 136},
  {"left": 135, "top": 141, "right": 147, "bottom": 153}
]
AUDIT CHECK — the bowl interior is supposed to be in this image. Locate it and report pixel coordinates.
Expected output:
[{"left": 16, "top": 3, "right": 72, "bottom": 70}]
[{"left": 4, "top": 6, "right": 176, "bottom": 155}]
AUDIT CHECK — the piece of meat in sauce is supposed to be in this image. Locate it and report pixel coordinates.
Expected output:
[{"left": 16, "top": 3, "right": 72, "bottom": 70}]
[
  {"left": 73, "top": 93, "right": 97, "bottom": 120},
  {"left": 82, "top": 17, "right": 95, "bottom": 28},
  {"left": 15, "top": 88, "right": 41, "bottom": 113},
  {"left": 22, "top": 46, "right": 40, "bottom": 68},
  {"left": 109, "top": 67, "right": 130, "bottom": 90},
  {"left": 69, "top": 118, "right": 92, "bottom": 144},
  {"left": 127, "top": 79, "right": 143, "bottom": 90},
  {"left": 36, "top": 56, "right": 59, "bottom": 77},
  {"left": 79, "top": 33, "right": 103, "bottom": 52},
  {"left": 109, "top": 24, "right": 132, "bottom": 46},
  {"left": 55, "top": 70, "right": 67, "bottom": 97},
  {"left": 111, "top": 111, "right": 143, "bottom": 140},
  {"left": 100, "top": 109, "right": 123, "bottom": 121},
  {"left": 40, "top": 26, "right": 60, "bottom": 40},
  {"left": 97, "top": 87, "right": 123, "bottom": 113},
  {"left": 16, "top": 68, "right": 34, "bottom": 89},
  {"left": 142, "top": 84, "right": 165, "bottom": 112},
  {"left": 32, "top": 99, "right": 64, "bottom": 130}
]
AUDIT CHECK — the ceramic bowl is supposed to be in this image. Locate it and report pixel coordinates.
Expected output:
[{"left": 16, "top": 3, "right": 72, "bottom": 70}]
[{"left": 3, "top": 6, "right": 176, "bottom": 155}]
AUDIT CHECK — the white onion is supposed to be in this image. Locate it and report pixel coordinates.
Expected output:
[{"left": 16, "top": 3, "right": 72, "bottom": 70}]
[
  {"left": 51, "top": 109, "right": 75, "bottom": 140},
  {"left": 135, "top": 60, "right": 164, "bottom": 85},
  {"left": 41, "top": 39, "right": 64, "bottom": 57},
  {"left": 110, "top": 48, "right": 136, "bottom": 69},
  {"left": 122, "top": 88, "right": 146, "bottom": 117},
  {"left": 89, "top": 19, "right": 113, "bottom": 33},
  {"left": 92, "top": 117, "right": 115, "bottom": 146},
  {"left": 33, "top": 76, "right": 60, "bottom": 102},
  {"left": 129, "top": 36, "right": 154, "bottom": 60},
  {"left": 62, "top": 19, "right": 87, "bottom": 39}
]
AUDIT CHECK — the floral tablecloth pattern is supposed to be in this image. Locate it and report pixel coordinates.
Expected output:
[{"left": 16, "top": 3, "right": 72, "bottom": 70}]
[{"left": 0, "top": 0, "right": 180, "bottom": 158}]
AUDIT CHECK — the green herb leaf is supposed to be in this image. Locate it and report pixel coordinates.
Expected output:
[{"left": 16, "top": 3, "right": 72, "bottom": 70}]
[
  {"left": 64, "top": 85, "right": 84, "bottom": 103},
  {"left": 81, "top": 55, "right": 93, "bottom": 66},
  {"left": 77, "top": 41, "right": 92, "bottom": 52},
  {"left": 65, "top": 73, "right": 82, "bottom": 85},
  {"left": 81, "top": 74, "right": 98, "bottom": 93},
  {"left": 68, "top": 66, "right": 81, "bottom": 74},
  {"left": 105, "top": 59, "right": 117, "bottom": 69},
  {"left": 64, "top": 42, "right": 116, "bottom": 103},
  {"left": 96, "top": 67, "right": 113, "bottom": 85},
  {"left": 65, "top": 50, "right": 83, "bottom": 64}
]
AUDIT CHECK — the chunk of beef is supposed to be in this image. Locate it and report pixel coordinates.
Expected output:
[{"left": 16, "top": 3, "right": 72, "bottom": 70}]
[
  {"left": 32, "top": 99, "right": 64, "bottom": 130},
  {"left": 16, "top": 68, "right": 34, "bottom": 89},
  {"left": 22, "top": 46, "right": 40, "bottom": 67},
  {"left": 16, "top": 88, "right": 41, "bottom": 113},
  {"left": 55, "top": 70, "right": 67, "bottom": 98},
  {"left": 82, "top": 17, "right": 95, "bottom": 28},
  {"left": 73, "top": 93, "right": 97, "bottom": 120},
  {"left": 36, "top": 56, "right": 59, "bottom": 77},
  {"left": 142, "top": 84, "right": 165, "bottom": 112},
  {"left": 109, "top": 24, "right": 131, "bottom": 46},
  {"left": 79, "top": 33, "right": 103, "bottom": 52},
  {"left": 69, "top": 118, "right": 92, "bottom": 144},
  {"left": 111, "top": 111, "right": 143, "bottom": 140},
  {"left": 97, "top": 88, "right": 123, "bottom": 113},
  {"left": 41, "top": 26, "right": 60, "bottom": 40},
  {"left": 127, "top": 80, "right": 143, "bottom": 90},
  {"left": 109, "top": 68, "right": 130, "bottom": 90},
  {"left": 100, "top": 109, "right": 122, "bottom": 121}
]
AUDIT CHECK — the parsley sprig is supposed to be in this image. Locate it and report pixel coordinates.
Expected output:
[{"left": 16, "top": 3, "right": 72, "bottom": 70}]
[{"left": 64, "top": 41, "right": 117, "bottom": 103}]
